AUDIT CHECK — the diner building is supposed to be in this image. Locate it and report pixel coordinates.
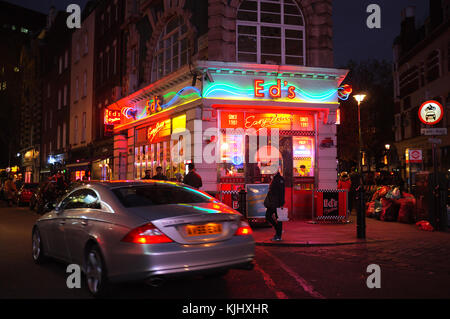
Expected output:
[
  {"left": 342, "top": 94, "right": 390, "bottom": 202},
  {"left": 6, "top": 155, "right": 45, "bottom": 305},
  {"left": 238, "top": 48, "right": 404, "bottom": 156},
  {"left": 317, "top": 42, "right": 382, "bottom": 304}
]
[{"left": 106, "top": 0, "right": 348, "bottom": 219}]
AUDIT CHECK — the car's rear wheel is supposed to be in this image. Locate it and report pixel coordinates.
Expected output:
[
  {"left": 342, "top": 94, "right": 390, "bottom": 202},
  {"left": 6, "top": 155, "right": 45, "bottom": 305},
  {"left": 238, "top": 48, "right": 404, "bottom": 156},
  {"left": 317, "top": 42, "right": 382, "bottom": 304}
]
[
  {"left": 85, "top": 244, "right": 110, "bottom": 297},
  {"left": 32, "top": 228, "right": 47, "bottom": 264},
  {"left": 203, "top": 268, "right": 229, "bottom": 278}
]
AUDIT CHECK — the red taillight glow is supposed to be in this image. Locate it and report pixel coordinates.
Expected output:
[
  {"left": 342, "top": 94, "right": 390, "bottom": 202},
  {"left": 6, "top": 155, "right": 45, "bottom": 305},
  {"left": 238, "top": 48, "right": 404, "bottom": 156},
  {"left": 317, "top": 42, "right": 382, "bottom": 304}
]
[
  {"left": 235, "top": 220, "right": 253, "bottom": 236},
  {"left": 122, "top": 223, "right": 173, "bottom": 244}
]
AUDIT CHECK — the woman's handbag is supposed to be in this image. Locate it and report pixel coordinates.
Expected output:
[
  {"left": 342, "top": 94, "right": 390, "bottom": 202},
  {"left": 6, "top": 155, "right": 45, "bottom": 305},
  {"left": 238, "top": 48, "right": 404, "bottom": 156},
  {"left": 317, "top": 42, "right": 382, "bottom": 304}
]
[{"left": 277, "top": 207, "right": 289, "bottom": 221}]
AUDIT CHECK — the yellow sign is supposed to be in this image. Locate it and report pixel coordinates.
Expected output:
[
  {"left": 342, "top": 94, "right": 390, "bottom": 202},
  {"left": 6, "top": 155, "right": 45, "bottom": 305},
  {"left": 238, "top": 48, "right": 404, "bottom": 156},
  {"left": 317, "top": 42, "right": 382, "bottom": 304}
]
[{"left": 172, "top": 114, "right": 186, "bottom": 132}]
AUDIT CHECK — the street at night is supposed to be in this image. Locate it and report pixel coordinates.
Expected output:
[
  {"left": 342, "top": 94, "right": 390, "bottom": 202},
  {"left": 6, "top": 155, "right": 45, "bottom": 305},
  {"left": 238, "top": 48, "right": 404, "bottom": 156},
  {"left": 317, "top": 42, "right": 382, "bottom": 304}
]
[
  {"left": 2, "top": 202, "right": 450, "bottom": 299},
  {"left": 1, "top": 0, "right": 450, "bottom": 312}
]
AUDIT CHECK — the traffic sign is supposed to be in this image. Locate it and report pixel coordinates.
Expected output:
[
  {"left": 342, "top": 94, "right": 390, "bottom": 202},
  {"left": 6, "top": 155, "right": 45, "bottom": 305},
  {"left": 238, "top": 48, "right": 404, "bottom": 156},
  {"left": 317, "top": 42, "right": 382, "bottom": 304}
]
[
  {"left": 428, "top": 138, "right": 442, "bottom": 144},
  {"left": 421, "top": 128, "right": 448, "bottom": 136},
  {"left": 418, "top": 100, "right": 444, "bottom": 125},
  {"left": 407, "top": 149, "right": 422, "bottom": 163}
]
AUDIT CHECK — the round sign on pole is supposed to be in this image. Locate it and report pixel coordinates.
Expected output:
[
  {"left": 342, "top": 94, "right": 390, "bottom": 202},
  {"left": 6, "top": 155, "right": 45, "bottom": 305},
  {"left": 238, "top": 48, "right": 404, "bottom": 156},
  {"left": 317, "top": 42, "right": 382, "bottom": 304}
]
[{"left": 418, "top": 100, "right": 443, "bottom": 125}]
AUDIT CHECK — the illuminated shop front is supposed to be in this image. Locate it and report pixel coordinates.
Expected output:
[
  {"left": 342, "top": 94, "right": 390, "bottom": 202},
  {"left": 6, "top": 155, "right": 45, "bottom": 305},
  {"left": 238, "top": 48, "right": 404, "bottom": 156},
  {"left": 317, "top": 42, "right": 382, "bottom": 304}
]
[{"left": 109, "top": 61, "right": 347, "bottom": 220}]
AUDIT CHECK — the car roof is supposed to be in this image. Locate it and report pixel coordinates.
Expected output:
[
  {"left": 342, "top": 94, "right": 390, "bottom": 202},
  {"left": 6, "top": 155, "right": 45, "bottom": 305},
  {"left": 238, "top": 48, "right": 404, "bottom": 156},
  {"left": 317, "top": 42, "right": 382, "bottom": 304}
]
[{"left": 79, "top": 180, "right": 182, "bottom": 189}]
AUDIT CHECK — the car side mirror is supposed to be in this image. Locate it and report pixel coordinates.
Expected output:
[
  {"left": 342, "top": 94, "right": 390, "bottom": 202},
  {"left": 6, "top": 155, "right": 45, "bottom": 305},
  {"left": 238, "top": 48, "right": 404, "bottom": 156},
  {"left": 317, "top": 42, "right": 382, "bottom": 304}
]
[
  {"left": 44, "top": 202, "right": 55, "bottom": 213},
  {"left": 54, "top": 205, "right": 61, "bottom": 213}
]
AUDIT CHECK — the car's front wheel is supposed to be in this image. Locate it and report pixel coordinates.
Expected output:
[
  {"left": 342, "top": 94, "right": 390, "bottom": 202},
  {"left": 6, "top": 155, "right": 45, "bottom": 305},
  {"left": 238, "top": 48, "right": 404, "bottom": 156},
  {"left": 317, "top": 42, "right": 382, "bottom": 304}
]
[
  {"left": 32, "top": 227, "right": 47, "bottom": 264},
  {"left": 85, "top": 244, "right": 110, "bottom": 297}
]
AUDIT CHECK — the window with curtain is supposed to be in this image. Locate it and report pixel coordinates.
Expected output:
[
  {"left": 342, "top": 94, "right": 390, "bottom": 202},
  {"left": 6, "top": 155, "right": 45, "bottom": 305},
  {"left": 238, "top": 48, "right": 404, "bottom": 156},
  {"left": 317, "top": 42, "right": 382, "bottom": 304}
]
[
  {"left": 236, "top": 0, "right": 305, "bottom": 65},
  {"left": 151, "top": 16, "right": 190, "bottom": 82}
]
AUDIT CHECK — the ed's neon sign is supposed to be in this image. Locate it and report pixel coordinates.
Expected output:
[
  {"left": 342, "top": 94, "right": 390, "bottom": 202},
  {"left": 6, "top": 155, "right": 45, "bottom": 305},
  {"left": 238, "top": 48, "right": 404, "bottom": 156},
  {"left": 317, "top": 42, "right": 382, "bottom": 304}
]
[
  {"left": 254, "top": 79, "right": 296, "bottom": 99},
  {"left": 104, "top": 109, "right": 121, "bottom": 125}
]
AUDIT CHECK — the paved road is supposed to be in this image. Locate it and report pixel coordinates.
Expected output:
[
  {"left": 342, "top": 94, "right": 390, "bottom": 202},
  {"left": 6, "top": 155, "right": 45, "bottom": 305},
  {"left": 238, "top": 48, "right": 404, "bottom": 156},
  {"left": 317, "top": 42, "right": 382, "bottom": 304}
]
[{"left": 1, "top": 203, "right": 450, "bottom": 299}]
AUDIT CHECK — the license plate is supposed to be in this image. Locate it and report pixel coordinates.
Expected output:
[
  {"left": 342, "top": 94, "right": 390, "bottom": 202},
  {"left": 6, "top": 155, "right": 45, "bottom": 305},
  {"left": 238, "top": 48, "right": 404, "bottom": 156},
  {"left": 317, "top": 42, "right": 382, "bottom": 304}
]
[{"left": 185, "top": 223, "right": 222, "bottom": 236}]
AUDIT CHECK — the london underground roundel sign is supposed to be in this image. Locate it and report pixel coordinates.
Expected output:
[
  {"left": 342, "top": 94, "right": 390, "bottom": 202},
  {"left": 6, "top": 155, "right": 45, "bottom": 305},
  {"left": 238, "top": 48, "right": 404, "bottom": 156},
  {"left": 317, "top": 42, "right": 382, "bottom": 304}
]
[{"left": 418, "top": 100, "right": 443, "bottom": 125}]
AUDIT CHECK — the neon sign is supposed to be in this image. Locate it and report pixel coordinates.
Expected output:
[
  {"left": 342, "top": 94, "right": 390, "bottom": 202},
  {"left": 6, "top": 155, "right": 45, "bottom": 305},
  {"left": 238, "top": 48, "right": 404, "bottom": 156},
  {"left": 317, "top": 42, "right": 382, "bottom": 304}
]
[
  {"left": 220, "top": 112, "right": 313, "bottom": 131},
  {"left": 244, "top": 114, "right": 293, "bottom": 130},
  {"left": 254, "top": 79, "right": 295, "bottom": 99},
  {"left": 147, "top": 120, "right": 170, "bottom": 142},
  {"left": 147, "top": 122, "right": 165, "bottom": 142},
  {"left": 104, "top": 109, "right": 121, "bottom": 125},
  {"left": 122, "top": 107, "right": 137, "bottom": 120},
  {"left": 337, "top": 84, "right": 352, "bottom": 100},
  {"left": 146, "top": 95, "right": 163, "bottom": 115}
]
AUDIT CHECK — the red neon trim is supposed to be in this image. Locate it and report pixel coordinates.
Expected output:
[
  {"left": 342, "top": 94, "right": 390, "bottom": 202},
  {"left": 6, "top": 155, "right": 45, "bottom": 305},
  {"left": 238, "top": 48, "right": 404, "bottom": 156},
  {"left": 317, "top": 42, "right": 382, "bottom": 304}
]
[
  {"left": 287, "top": 86, "right": 296, "bottom": 99},
  {"left": 254, "top": 79, "right": 265, "bottom": 97},
  {"left": 268, "top": 79, "right": 281, "bottom": 98}
]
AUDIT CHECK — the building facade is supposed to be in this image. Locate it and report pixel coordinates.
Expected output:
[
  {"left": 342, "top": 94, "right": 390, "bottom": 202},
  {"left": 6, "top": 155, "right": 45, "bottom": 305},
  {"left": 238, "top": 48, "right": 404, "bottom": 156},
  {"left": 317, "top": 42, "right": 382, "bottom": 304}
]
[
  {"left": 67, "top": 2, "right": 97, "bottom": 181},
  {"left": 0, "top": 1, "right": 45, "bottom": 177},
  {"left": 105, "top": 0, "right": 346, "bottom": 220},
  {"left": 392, "top": 1, "right": 450, "bottom": 187},
  {"left": 91, "top": 0, "right": 126, "bottom": 180},
  {"left": 40, "top": 9, "right": 72, "bottom": 178}
]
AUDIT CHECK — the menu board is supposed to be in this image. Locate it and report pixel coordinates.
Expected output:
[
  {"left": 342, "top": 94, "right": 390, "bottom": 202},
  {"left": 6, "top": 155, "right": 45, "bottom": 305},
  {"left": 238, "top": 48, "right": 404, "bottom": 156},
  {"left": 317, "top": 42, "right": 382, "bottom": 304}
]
[{"left": 246, "top": 184, "right": 270, "bottom": 219}]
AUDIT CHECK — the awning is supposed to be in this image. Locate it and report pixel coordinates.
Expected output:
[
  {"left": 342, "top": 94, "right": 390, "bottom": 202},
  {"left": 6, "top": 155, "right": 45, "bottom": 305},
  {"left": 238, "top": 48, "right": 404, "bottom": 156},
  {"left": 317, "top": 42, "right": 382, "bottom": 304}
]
[{"left": 66, "top": 162, "right": 90, "bottom": 169}]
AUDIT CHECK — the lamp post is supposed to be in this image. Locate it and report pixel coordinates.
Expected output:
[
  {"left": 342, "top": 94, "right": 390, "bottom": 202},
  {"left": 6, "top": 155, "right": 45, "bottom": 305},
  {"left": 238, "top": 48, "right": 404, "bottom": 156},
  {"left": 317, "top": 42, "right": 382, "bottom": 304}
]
[
  {"left": 385, "top": 144, "right": 390, "bottom": 172},
  {"left": 353, "top": 94, "right": 366, "bottom": 239}
]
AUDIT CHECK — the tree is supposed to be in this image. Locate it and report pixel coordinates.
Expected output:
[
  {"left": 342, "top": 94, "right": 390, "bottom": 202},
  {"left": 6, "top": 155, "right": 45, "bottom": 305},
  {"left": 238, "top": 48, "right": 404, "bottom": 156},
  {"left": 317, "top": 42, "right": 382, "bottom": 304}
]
[{"left": 337, "top": 59, "right": 395, "bottom": 172}]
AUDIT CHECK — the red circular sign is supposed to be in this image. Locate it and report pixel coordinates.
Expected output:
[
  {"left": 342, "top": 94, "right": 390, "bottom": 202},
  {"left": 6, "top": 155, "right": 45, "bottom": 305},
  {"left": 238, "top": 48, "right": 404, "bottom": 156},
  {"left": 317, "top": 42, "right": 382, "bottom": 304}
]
[{"left": 418, "top": 100, "right": 443, "bottom": 125}]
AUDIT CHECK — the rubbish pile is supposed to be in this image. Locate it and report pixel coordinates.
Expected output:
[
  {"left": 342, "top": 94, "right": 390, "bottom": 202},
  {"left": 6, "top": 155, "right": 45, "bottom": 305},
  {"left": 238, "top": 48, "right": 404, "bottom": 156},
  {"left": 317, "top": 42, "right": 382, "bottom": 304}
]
[{"left": 365, "top": 186, "right": 416, "bottom": 223}]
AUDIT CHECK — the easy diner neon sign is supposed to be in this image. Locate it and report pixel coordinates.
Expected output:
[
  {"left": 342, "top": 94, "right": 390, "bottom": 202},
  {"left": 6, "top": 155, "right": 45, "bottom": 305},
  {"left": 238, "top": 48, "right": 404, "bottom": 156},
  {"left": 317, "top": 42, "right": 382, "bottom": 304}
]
[
  {"left": 244, "top": 114, "right": 293, "bottom": 129},
  {"left": 147, "top": 121, "right": 165, "bottom": 142}
]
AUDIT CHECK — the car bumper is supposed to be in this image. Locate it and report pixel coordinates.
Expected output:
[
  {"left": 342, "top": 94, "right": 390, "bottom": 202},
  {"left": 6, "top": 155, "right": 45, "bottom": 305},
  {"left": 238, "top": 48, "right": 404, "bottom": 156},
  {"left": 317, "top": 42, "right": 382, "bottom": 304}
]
[{"left": 104, "top": 235, "right": 255, "bottom": 283}]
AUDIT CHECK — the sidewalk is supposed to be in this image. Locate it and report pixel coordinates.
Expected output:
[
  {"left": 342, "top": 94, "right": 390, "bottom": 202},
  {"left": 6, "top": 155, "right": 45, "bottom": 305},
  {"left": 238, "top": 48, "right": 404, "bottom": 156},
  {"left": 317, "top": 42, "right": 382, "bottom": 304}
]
[{"left": 251, "top": 214, "right": 449, "bottom": 247}]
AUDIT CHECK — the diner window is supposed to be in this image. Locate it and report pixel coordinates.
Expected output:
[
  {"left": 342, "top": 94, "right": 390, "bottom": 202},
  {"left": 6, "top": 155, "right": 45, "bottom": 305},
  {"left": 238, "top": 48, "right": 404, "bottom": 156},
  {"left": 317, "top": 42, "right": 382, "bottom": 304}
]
[
  {"left": 292, "top": 136, "right": 314, "bottom": 177},
  {"left": 151, "top": 16, "right": 190, "bottom": 82},
  {"left": 220, "top": 133, "right": 245, "bottom": 177},
  {"left": 236, "top": 0, "right": 305, "bottom": 65}
]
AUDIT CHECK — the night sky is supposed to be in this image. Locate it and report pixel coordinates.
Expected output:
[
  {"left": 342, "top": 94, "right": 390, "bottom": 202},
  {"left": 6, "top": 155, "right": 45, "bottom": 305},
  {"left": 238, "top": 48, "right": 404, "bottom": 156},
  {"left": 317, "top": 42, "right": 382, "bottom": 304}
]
[{"left": 5, "top": 0, "right": 430, "bottom": 67}]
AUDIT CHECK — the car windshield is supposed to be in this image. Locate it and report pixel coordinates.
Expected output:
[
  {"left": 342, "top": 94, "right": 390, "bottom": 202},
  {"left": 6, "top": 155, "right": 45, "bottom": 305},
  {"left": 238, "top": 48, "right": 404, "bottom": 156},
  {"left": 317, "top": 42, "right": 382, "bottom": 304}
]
[{"left": 112, "top": 184, "right": 213, "bottom": 208}]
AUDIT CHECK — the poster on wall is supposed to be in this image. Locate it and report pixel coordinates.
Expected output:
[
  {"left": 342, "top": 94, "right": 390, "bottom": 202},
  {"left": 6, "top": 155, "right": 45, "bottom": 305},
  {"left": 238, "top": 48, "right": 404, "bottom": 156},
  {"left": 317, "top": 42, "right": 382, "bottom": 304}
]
[{"left": 246, "top": 184, "right": 270, "bottom": 219}]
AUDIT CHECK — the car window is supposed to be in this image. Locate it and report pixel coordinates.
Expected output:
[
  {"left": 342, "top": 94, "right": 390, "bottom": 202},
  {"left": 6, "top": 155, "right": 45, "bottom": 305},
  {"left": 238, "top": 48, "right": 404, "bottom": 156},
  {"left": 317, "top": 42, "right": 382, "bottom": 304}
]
[
  {"left": 112, "top": 185, "right": 213, "bottom": 208},
  {"left": 60, "top": 189, "right": 101, "bottom": 210}
]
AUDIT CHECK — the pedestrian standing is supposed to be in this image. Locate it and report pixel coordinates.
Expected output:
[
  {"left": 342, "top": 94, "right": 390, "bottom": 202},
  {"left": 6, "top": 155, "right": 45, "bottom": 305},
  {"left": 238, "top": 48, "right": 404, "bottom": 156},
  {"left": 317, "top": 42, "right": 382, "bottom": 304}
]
[
  {"left": 152, "top": 166, "right": 168, "bottom": 181},
  {"left": 183, "top": 163, "right": 203, "bottom": 189},
  {"left": 4, "top": 176, "right": 17, "bottom": 207},
  {"left": 174, "top": 169, "right": 183, "bottom": 182},
  {"left": 338, "top": 171, "right": 352, "bottom": 214},
  {"left": 264, "top": 169, "right": 285, "bottom": 241},
  {"left": 142, "top": 169, "right": 152, "bottom": 180}
]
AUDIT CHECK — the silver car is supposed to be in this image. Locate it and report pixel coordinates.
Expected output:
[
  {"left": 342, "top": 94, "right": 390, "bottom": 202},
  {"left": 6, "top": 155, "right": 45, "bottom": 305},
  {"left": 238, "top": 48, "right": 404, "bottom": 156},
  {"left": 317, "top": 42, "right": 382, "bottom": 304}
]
[{"left": 31, "top": 180, "right": 255, "bottom": 296}]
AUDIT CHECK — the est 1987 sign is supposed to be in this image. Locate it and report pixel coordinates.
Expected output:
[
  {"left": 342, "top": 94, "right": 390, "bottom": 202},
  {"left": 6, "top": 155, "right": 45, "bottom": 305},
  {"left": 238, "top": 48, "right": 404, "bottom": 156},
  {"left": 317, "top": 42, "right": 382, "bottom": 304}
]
[{"left": 418, "top": 100, "right": 443, "bottom": 126}]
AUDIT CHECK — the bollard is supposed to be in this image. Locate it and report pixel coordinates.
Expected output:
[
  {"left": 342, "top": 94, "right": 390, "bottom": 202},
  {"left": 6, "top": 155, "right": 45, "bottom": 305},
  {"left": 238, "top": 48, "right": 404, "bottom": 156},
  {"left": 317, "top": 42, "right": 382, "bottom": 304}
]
[{"left": 356, "top": 186, "right": 366, "bottom": 239}]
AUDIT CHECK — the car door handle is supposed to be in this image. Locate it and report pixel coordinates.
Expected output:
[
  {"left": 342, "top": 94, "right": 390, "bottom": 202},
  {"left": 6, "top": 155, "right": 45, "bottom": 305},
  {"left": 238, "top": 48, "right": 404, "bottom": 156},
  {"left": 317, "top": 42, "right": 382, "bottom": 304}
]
[
  {"left": 59, "top": 221, "right": 65, "bottom": 225},
  {"left": 81, "top": 221, "right": 88, "bottom": 226}
]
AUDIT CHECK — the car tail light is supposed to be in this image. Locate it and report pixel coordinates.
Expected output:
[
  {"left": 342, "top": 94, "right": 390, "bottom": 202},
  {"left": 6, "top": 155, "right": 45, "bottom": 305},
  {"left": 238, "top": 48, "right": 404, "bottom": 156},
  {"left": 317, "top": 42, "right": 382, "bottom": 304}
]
[
  {"left": 235, "top": 219, "right": 253, "bottom": 236},
  {"left": 122, "top": 223, "right": 173, "bottom": 244}
]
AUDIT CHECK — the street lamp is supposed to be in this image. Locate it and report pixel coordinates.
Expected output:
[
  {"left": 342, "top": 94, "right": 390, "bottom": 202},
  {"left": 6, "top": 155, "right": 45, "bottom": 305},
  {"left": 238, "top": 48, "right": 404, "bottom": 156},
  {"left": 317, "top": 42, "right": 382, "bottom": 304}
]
[
  {"left": 353, "top": 94, "right": 366, "bottom": 174},
  {"left": 353, "top": 94, "right": 366, "bottom": 239},
  {"left": 384, "top": 144, "right": 390, "bottom": 171}
]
